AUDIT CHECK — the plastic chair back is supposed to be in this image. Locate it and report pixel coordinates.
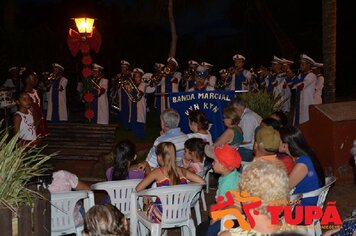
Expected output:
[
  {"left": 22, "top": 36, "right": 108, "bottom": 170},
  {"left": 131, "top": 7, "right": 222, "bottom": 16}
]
[{"left": 91, "top": 179, "right": 141, "bottom": 217}]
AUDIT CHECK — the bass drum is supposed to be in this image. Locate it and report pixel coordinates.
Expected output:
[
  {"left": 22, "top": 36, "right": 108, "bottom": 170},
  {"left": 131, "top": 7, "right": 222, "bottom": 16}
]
[{"left": 0, "top": 89, "right": 16, "bottom": 108}]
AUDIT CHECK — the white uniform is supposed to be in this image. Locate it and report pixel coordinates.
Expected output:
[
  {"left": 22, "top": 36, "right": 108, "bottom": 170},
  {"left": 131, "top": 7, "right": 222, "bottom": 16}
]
[
  {"left": 157, "top": 71, "right": 181, "bottom": 113},
  {"left": 273, "top": 73, "right": 291, "bottom": 113},
  {"left": 46, "top": 76, "right": 68, "bottom": 121},
  {"left": 298, "top": 72, "right": 317, "bottom": 124},
  {"left": 129, "top": 82, "right": 147, "bottom": 124},
  {"left": 314, "top": 74, "right": 324, "bottom": 105},
  {"left": 229, "top": 69, "right": 251, "bottom": 91},
  {"left": 97, "top": 78, "right": 109, "bottom": 124}
]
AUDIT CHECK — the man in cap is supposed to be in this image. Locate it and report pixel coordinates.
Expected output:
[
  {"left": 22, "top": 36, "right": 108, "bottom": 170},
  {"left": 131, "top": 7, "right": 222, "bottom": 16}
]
[
  {"left": 155, "top": 57, "right": 181, "bottom": 114},
  {"left": 46, "top": 63, "right": 68, "bottom": 122},
  {"left": 293, "top": 54, "right": 317, "bottom": 126},
  {"left": 188, "top": 65, "right": 214, "bottom": 91},
  {"left": 229, "top": 54, "right": 251, "bottom": 91},
  {"left": 129, "top": 68, "right": 147, "bottom": 139},
  {"left": 91, "top": 63, "right": 109, "bottom": 124},
  {"left": 312, "top": 62, "right": 324, "bottom": 105}
]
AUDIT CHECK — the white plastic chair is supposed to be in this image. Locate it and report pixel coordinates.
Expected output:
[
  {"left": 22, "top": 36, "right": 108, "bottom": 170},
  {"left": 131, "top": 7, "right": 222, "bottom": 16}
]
[
  {"left": 91, "top": 179, "right": 141, "bottom": 218},
  {"left": 130, "top": 184, "right": 203, "bottom": 236},
  {"left": 291, "top": 176, "right": 336, "bottom": 236},
  {"left": 51, "top": 190, "right": 95, "bottom": 236}
]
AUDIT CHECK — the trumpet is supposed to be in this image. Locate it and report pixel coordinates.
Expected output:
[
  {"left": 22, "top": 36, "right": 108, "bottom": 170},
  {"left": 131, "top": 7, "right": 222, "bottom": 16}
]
[
  {"left": 147, "top": 65, "right": 174, "bottom": 87},
  {"left": 118, "top": 75, "right": 143, "bottom": 103},
  {"left": 89, "top": 77, "right": 104, "bottom": 95},
  {"left": 47, "top": 73, "right": 57, "bottom": 81},
  {"left": 215, "top": 69, "right": 233, "bottom": 90}
]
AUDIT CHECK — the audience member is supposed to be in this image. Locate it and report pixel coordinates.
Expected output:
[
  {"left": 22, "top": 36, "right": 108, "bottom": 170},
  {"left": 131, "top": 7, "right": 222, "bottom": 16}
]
[
  {"left": 83, "top": 204, "right": 129, "bottom": 236},
  {"left": 106, "top": 140, "right": 144, "bottom": 181},
  {"left": 197, "top": 144, "right": 241, "bottom": 236},
  {"left": 229, "top": 97, "right": 262, "bottom": 161},
  {"left": 183, "top": 138, "right": 207, "bottom": 177},
  {"left": 279, "top": 126, "right": 325, "bottom": 208},
  {"left": 187, "top": 110, "right": 213, "bottom": 145},
  {"left": 138, "top": 109, "right": 188, "bottom": 170},
  {"left": 214, "top": 106, "right": 243, "bottom": 148},
  {"left": 135, "top": 142, "right": 205, "bottom": 223},
  {"left": 270, "top": 111, "right": 288, "bottom": 127}
]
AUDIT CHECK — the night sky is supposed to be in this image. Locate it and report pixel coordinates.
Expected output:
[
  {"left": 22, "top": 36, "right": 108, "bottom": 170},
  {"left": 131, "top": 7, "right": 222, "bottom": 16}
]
[{"left": 0, "top": 0, "right": 354, "bottom": 99}]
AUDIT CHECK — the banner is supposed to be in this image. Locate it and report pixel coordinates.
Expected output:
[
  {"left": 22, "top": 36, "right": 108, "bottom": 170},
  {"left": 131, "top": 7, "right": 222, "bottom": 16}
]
[{"left": 167, "top": 90, "right": 236, "bottom": 141}]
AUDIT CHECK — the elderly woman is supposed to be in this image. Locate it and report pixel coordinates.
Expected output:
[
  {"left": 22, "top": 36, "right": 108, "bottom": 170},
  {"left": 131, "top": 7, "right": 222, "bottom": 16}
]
[{"left": 219, "top": 160, "right": 292, "bottom": 236}]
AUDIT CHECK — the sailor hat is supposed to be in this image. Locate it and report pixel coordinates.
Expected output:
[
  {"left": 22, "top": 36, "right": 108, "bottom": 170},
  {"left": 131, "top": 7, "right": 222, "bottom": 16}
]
[
  {"left": 281, "top": 58, "right": 294, "bottom": 65},
  {"left": 8, "top": 67, "right": 17, "bottom": 72},
  {"left": 232, "top": 54, "right": 246, "bottom": 61},
  {"left": 52, "top": 63, "right": 64, "bottom": 71},
  {"left": 201, "top": 62, "right": 214, "bottom": 69},
  {"left": 92, "top": 63, "right": 104, "bottom": 71},
  {"left": 121, "top": 60, "right": 131, "bottom": 67},
  {"left": 133, "top": 68, "right": 144, "bottom": 75},
  {"left": 195, "top": 66, "right": 209, "bottom": 78},
  {"left": 271, "top": 56, "right": 283, "bottom": 64},
  {"left": 154, "top": 63, "right": 165, "bottom": 69},
  {"left": 188, "top": 60, "right": 199, "bottom": 66},
  {"left": 300, "top": 54, "right": 315, "bottom": 65},
  {"left": 167, "top": 57, "right": 178, "bottom": 67},
  {"left": 219, "top": 69, "right": 227, "bottom": 74}
]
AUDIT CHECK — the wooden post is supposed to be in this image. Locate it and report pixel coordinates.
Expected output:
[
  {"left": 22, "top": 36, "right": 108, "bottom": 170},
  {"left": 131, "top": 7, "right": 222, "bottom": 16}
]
[
  {"left": 18, "top": 204, "right": 32, "bottom": 235},
  {"left": 0, "top": 206, "right": 12, "bottom": 235},
  {"left": 34, "top": 187, "right": 51, "bottom": 236}
]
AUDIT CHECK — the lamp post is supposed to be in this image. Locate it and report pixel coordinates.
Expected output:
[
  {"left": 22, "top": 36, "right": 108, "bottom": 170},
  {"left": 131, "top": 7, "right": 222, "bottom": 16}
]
[{"left": 67, "top": 17, "right": 101, "bottom": 122}]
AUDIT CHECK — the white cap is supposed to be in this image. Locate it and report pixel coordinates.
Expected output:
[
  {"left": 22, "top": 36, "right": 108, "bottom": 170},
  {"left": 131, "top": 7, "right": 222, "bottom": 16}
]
[
  {"left": 314, "top": 62, "right": 324, "bottom": 68},
  {"left": 233, "top": 54, "right": 246, "bottom": 61},
  {"left": 133, "top": 68, "right": 144, "bottom": 75},
  {"left": 52, "top": 63, "right": 64, "bottom": 71},
  {"left": 300, "top": 54, "right": 315, "bottom": 65},
  {"left": 167, "top": 57, "right": 178, "bottom": 67},
  {"left": 188, "top": 60, "right": 199, "bottom": 66},
  {"left": 154, "top": 63, "right": 165, "bottom": 69},
  {"left": 271, "top": 56, "right": 283, "bottom": 64},
  {"left": 8, "top": 67, "right": 17, "bottom": 72},
  {"left": 219, "top": 69, "right": 227, "bottom": 74},
  {"left": 92, "top": 63, "right": 104, "bottom": 71},
  {"left": 201, "top": 62, "right": 214, "bottom": 69},
  {"left": 121, "top": 60, "right": 131, "bottom": 66},
  {"left": 281, "top": 58, "right": 294, "bottom": 65}
]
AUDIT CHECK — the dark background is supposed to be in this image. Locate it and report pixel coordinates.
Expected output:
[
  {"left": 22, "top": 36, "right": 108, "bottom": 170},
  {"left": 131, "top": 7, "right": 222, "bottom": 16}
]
[{"left": 0, "top": 0, "right": 354, "bottom": 100}]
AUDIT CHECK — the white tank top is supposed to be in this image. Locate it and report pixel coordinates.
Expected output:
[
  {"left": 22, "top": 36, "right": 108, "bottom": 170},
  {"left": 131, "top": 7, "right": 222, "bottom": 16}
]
[{"left": 15, "top": 111, "right": 37, "bottom": 141}]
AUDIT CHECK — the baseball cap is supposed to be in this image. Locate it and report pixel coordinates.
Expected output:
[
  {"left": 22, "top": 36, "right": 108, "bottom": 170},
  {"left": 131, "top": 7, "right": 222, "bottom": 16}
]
[
  {"left": 255, "top": 126, "right": 281, "bottom": 152},
  {"left": 205, "top": 144, "right": 241, "bottom": 170}
]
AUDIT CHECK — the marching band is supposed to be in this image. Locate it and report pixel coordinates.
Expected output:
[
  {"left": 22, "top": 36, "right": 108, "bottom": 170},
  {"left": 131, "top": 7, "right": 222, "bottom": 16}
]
[{"left": 1, "top": 53, "right": 325, "bottom": 130}]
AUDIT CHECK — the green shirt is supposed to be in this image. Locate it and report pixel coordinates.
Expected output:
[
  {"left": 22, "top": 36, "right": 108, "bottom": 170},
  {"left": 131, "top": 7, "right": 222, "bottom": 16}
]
[{"left": 217, "top": 169, "right": 241, "bottom": 200}]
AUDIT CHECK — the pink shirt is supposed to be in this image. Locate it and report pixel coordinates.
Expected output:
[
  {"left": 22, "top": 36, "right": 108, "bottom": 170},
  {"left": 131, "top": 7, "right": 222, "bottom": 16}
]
[{"left": 48, "top": 170, "right": 78, "bottom": 193}]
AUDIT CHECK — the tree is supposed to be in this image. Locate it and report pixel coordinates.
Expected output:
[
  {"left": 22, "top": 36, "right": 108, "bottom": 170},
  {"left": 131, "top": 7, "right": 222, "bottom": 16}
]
[
  {"left": 168, "top": 0, "right": 178, "bottom": 58},
  {"left": 322, "top": 0, "right": 337, "bottom": 103}
]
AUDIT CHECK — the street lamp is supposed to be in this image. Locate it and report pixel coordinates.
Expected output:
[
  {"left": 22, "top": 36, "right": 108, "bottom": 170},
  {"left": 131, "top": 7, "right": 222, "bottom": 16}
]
[{"left": 67, "top": 17, "right": 101, "bottom": 122}]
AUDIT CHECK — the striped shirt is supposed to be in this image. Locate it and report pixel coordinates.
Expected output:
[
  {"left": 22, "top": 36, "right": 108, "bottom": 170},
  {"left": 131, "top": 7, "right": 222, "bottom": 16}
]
[{"left": 146, "top": 128, "right": 188, "bottom": 168}]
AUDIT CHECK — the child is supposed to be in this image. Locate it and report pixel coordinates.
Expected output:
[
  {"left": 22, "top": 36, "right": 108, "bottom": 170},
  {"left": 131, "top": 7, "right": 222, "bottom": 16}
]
[
  {"left": 136, "top": 142, "right": 205, "bottom": 223},
  {"left": 183, "top": 138, "right": 207, "bottom": 177},
  {"left": 197, "top": 144, "right": 242, "bottom": 236},
  {"left": 214, "top": 106, "right": 243, "bottom": 148},
  {"left": 83, "top": 204, "right": 129, "bottom": 236},
  {"left": 22, "top": 70, "right": 49, "bottom": 138},
  {"left": 106, "top": 140, "right": 144, "bottom": 181},
  {"left": 187, "top": 110, "right": 213, "bottom": 145},
  {"left": 13, "top": 91, "right": 37, "bottom": 146}
]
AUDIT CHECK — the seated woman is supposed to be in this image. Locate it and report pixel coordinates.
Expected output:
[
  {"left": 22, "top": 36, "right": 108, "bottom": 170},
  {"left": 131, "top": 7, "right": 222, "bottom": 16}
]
[
  {"left": 182, "top": 138, "right": 207, "bottom": 177},
  {"left": 136, "top": 142, "right": 205, "bottom": 223},
  {"left": 83, "top": 204, "right": 129, "bottom": 236},
  {"left": 187, "top": 110, "right": 213, "bottom": 145},
  {"left": 214, "top": 106, "right": 243, "bottom": 149},
  {"left": 106, "top": 140, "right": 144, "bottom": 181},
  {"left": 279, "top": 126, "right": 325, "bottom": 207},
  {"left": 219, "top": 160, "right": 297, "bottom": 236}
]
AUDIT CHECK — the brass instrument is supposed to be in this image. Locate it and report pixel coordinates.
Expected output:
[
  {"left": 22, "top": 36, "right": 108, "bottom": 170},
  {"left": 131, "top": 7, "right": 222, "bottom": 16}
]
[
  {"left": 146, "top": 64, "right": 175, "bottom": 87},
  {"left": 47, "top": 73, "right": 57, "bottom": 81},
  {"left": 215, "top": 68, "right": 233, "bottom": 90},
  {"left": 118, "top": 74, "right": 143, "bottom": 103},
  {"left": 89, "top": 77, "right": 104, "bottom": 94}
]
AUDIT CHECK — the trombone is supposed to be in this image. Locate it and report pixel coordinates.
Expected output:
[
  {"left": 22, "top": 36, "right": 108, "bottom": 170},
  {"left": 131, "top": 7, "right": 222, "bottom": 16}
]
[{"left": 118, "top": 75, "right": 143, "bottom": 103}]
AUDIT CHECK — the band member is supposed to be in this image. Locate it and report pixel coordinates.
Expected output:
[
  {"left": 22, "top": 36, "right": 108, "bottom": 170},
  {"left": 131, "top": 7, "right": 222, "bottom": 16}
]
[
  {"left": 293, "top": 54, "right": 317, "bottom": 126},
  {"left": 188, "top": 66, "right": 214, "bottom": 91},
  {"left": 215, "top": 68, "right": 232, "bottom": 90},
  {"left": 179, "top": 60, "right": 198, "bottom": 91},
  {"left": 312, "top": 62, "right": 324, "bottom": 105},
  {"left": 3, "top": 67, "right": 22, "bottom": 93},
  {"left": 22, "top": 69, "right": 49, "bottom": 138},
  {"left": 201, "top": 61, "right": 216, "bottom": 88},
  {"left": 128, "top": 68, "right": 146, "bottom": 139},
  {"left": 91, "top": 63, "right": 109, "bottom": 125},
  {"left": 46, "top": 63, "right": 68, "bottom": 122},
  {"left": 155, "top": 57, "right": 181, "bottom": 114},
  {"left": 116, "top": 60, "right": 132, "bottom": 130},
  {"left": 229, "top": 54, "right": 251, "bottom": 91},
  {"left": 258, "top": 65, "right": 271, "bottom": 91}
]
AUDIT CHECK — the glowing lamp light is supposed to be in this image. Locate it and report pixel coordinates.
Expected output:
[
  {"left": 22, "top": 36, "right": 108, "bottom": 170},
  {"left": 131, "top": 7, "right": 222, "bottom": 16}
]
[{"left": 74, "top": 18, "right": 95, "bottom": 34}]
